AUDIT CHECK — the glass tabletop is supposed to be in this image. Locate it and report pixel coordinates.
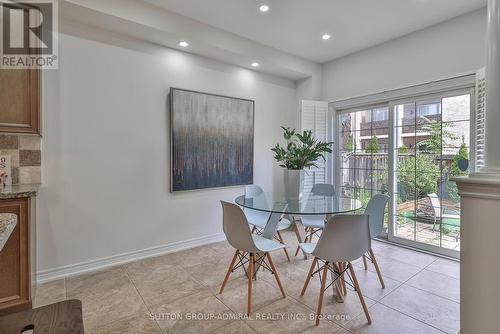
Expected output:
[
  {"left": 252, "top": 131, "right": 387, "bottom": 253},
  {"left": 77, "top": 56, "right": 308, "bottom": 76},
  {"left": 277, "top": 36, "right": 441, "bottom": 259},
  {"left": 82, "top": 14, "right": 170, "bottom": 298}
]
[{"left": 235, "top": 191, "right": 363, "bottom": 215}]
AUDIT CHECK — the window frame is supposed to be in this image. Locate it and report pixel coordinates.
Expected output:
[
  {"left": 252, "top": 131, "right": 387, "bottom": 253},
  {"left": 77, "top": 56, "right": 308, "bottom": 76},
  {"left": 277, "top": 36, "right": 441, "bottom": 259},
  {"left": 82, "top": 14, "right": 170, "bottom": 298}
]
[{"left": 329, "top": 77, "right": 476, "bottom": 258}]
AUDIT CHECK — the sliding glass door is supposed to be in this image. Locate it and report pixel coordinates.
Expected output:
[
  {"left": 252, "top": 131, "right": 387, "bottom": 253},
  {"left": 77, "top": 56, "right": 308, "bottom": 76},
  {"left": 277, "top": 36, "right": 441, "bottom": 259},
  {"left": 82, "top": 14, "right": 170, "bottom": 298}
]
[
  {"left": 389, "top": 90, "right": 471, "bottom": 256},
  {"left": 338, "top": 105, "right": 390, "bottom": 234},
  {"left": 335, "top": 88, "right": 473, "bottom": 257}
]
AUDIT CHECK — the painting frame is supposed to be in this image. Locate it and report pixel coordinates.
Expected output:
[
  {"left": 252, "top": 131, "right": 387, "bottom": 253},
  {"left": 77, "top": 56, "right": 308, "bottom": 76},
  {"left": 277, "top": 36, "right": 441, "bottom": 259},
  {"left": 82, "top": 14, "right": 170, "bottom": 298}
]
[{"left": 170, "top": 87, "right": 255, "bottom": 192}]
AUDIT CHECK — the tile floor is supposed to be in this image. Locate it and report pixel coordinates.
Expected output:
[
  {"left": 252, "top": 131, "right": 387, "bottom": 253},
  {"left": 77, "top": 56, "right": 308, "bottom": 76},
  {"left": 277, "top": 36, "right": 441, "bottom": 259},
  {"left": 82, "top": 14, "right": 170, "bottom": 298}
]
[{"left": 34, "top": 230, "right": 460, "bottom": 334}]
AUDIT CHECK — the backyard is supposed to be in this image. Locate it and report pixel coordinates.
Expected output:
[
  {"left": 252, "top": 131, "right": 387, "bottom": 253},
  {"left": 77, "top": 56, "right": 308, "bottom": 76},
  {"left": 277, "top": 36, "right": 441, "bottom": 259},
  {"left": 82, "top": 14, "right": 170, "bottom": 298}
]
[{"left": 340, "top": 96, "right": 470, "bottom": 252}]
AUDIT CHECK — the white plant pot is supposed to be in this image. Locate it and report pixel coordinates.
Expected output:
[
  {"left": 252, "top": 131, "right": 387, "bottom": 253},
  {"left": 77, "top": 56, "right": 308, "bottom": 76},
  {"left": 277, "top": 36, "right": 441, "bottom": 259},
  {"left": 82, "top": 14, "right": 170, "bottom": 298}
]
[{"left": 284, "top": 169, "right": 304, "bottom": 200}]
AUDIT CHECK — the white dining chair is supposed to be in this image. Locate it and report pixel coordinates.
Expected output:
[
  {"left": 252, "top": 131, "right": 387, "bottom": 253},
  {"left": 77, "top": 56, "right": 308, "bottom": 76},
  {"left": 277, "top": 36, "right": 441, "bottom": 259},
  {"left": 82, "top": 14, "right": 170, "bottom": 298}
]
[
  {"left": 361, "top": 194, "right": 389, "bottom": 288},
  {"left": 299, "top": 214, "right": 372, "bottom": 326},
  {"left": 244, "top": 185, "right": 292, "bottom": 261},
  {"left": 219, "top": 201, "right": 286, "bottom": 315},
  {"left": 294, "top": 183, "right": 336, "bottom": 257}
]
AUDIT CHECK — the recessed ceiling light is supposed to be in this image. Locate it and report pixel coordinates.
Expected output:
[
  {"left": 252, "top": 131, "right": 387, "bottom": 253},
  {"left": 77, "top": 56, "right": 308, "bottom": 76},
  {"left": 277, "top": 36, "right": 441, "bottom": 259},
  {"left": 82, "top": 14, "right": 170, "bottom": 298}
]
[
  {"left": 259, "top": 4, "right": 270, "bottom": 12},
  {"left": 178, "top": 41, "right": 189, "bottom": 47},
  {"left": 251, "top": 62, "right": 259, "bottom": 67},
  {"left": 322, "top": 34, "right": 331, "bottom": 40}
]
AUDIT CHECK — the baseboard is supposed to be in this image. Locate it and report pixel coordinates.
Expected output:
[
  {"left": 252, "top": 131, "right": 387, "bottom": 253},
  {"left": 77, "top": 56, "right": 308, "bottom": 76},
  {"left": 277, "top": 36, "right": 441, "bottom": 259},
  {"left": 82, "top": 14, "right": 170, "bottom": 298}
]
[{"left": 36, "top": 233, "right": 226, "bottom": 284}]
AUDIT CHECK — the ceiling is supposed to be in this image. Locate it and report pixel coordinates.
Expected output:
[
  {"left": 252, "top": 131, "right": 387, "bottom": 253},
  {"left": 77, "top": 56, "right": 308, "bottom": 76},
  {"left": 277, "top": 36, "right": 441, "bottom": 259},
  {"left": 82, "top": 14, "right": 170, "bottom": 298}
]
[{"left": 143, "top": 0, "right": 486, "bottom": 63}]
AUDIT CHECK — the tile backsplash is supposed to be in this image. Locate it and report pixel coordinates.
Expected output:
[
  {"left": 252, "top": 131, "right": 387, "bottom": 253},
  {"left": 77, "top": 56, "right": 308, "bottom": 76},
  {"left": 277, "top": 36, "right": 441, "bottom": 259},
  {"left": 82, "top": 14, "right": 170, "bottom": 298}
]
[{"left": 0, "top": 134, "right": 41, "bottom": 184}]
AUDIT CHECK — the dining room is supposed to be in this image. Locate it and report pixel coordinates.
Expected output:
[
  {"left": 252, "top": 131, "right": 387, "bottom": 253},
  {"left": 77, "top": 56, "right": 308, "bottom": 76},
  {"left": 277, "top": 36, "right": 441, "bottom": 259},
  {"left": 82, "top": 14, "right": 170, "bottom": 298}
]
[{"left": 3, "top": 0, "right": 500, "bottom": 333}]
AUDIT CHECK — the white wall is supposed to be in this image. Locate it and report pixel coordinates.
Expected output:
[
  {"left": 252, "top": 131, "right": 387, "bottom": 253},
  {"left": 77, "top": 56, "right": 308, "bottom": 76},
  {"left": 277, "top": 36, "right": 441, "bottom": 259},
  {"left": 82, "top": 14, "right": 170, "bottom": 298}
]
[
  {"left": 322, "top": 8, "right": 487, "bottom": 101},
  {"left": 38, "top": 27, "right": 297, "bottom": 277}
]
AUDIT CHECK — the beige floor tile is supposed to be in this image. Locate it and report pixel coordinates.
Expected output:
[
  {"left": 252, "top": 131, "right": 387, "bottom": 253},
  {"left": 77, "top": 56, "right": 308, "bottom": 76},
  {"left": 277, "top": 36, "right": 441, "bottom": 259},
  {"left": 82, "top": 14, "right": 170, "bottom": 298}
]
[
  {"left": 151, "top": 289, "right": 234, "bottom": 334},
  {"left": 216, "top": 276, "right": 285, "bottom": 314},
  {"left": 406, "top": 269, "right": 459, "bottom": 302},
  {"left": 126, "top": 258, "right": 203, "bottom": 306},
  {"left": 261, "top": 267, "right": 323, "bottom": 303},
  {"left": 66, "top": 266, "right": 149, "bottom": 330},
  {"left": 276, "top": 255, "right": 317, "bottom": 274},
  {"left": 93, "top": 313, "right": 162, "bottom": 334},
  {"left": 369, "top": 240, "right": 391, "bottom": 253},
  {"left": 350, "top": 267, "right": 402, "bottom": 301},
  {"left": 34, "top": 279, "right": 66, "bottom": 308},
  {"left": 66, "top": 266, "right": 128, "bottom": 298},
  {"left": 380, "top": 285, "right": 459, "bottom": 334},
  {"left": 344, "top": 303, "right": 443, "bottom": 334},
  {"left": 375, "top": 246, "right": 438, "bottom": 268},
  {"left": 245, "top": 297, "right": 340, "bottom": 334},
  {"left": 332, "top": 329, "right": 352, "bottom": 334},
  {"left": 207, "top": 240, "right": 235, "bottom": 255},
  {"left": 175, "top": 245, "right": 221, "bottom": 268},
  {"left": 296, "top": 280, "right": 377, "bottom": 327},
  {"left": 426, "top": 258, "right": 460, "bottom": 279},
  {"left": 186, "top": 254, "right": 245, "bottom": 292},
  {"left": 211, "top": 320, "right": 256, "bottom": 333},
  {"left": 354, "top": 256, "right": 420, "bottom": 282}
]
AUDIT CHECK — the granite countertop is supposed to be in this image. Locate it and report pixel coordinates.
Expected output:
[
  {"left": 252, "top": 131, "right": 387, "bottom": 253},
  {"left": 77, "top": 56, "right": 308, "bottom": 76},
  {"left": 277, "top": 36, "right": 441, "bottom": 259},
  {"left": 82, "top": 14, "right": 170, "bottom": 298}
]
[
  {"left": 0, "top": 184, "right": 40, "bottom": 199},
  {"left": 0, "top": 213, "right": 17, "bottom": 252}
]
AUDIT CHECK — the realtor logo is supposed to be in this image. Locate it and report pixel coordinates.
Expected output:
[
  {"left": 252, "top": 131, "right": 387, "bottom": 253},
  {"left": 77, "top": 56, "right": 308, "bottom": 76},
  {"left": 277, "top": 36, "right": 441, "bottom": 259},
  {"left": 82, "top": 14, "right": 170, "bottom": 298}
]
[{"left": 0, "top": 0, "right": 58, "bottom": 69}]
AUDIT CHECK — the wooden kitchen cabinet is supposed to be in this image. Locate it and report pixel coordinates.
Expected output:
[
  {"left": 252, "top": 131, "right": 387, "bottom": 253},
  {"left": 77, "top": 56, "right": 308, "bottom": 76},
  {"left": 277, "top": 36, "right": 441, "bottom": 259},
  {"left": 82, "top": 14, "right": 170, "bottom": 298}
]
[
  {"left": 0, "top": 69, "right": 40, "bottom": 134},
  {"left": 0, "top": 195, "right": 36, "bottom": 315}
]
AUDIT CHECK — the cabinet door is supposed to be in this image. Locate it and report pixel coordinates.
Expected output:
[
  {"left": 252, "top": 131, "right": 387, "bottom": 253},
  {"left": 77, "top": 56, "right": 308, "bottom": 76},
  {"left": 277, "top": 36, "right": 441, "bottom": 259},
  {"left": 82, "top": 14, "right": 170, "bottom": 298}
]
[
  {"left": 0, "top": 70, "right": 40, "bottom": 134},
  {"left": 0, "top": 198, "right": 31, "bottom": 314}
]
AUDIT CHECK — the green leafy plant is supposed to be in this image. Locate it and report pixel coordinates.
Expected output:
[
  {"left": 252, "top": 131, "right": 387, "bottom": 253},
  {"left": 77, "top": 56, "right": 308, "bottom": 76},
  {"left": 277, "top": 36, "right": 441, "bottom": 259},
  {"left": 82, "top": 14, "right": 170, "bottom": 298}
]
[
  {"left": 345, "top": 134, "right": 356, "bottom": 152},
  {"left": 418, "top": 120, "right": 458, "bottom": 153},
  {"left": 365, "top": 135, "right": 380, "bottom": 153},
  {"left": 398, "top": 145, "right": 409, "bottom": 154},
  {"left": 271, "top": 127, "right": 333, "bottom": 170},
  {"left": 447, "top": 139, "right": 469, "bottom": 202},
  {"left": 397, "top": 155, "right": 440, "bottom": 200},
  {"left": 450, "top": 141, "right": 469, "bottom": 177}
]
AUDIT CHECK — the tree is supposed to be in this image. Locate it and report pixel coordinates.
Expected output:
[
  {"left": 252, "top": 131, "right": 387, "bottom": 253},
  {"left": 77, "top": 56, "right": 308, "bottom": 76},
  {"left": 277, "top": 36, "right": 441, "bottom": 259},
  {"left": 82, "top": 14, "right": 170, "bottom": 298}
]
[
  {"left": 345, "top": 134, "right": 356, "bottom": 152},
  {"left": 418, "top": 120, "right": 458, "bottom": 153},
  {"left": 365, "top": 135, "right": 380, "bottom": 153}
]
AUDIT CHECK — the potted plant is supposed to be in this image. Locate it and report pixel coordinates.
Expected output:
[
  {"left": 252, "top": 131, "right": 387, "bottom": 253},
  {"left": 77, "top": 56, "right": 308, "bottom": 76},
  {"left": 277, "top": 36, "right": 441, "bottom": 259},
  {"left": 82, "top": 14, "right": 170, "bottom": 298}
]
[{"left": 271, "top": 127, "right": 333, "bottom": 198}]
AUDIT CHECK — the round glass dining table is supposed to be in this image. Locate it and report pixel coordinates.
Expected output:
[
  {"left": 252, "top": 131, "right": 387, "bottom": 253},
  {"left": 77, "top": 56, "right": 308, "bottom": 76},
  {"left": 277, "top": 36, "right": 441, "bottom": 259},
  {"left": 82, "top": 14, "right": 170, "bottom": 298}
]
[
  {"left": 235, "top": 192, "right": 363, "bottom": 216},
  {"left": 234, "top": 191, "right": 363, "bottom": 242}
]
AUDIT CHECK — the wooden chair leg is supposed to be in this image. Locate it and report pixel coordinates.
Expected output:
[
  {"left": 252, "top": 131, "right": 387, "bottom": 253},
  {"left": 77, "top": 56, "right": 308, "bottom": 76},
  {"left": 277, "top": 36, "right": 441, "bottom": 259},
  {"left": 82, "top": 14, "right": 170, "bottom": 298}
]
[
  {"left": 266, "top": 253, "right": 286, "bottom": 298},
  {"left": 369, "top": 248, "right": 385, "bottom": 289},
  {"left": 301, "top": 257, "right": 318, "bottom": 296},
  {"left": 294, "top": 245, "right": 301, "bottom": 257},
  {"left": 276, "top": 231, "right": 290, "bottom": 262},
  {"left": 315, "top": 261, "right": 329, "bottom": 326},
  {"left": 219, "top": 250, "right": 239, "bottom": 294},
  {"left": 362, "top": 254, "right": 368, "bottom": 270},
  {"left": 247, "top": 253, "right": 254, "bottom": 315},
  {"left": 348, "top": 263, "right": 372, "bottom": 324}
]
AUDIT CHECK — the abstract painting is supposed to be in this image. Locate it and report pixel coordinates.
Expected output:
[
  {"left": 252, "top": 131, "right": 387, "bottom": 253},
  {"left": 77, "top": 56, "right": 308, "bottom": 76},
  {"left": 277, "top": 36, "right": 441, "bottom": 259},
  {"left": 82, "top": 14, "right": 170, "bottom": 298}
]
[{"left": 170, "top": 88, "right": 254, "bottom": 192}]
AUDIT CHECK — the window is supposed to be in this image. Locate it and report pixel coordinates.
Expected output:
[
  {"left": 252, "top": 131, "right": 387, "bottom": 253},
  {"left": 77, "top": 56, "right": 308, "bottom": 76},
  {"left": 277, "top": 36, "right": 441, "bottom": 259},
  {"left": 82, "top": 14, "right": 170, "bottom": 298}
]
[
  {"left": 339, "top": 106, "right": 389, "bottom": 230},
  {"left": 333, "top": 81, "right": 475, "bottom": 258},
  {"left": 417, "top": 103, "right": 441, "bottom": 117},
  {"left": 393, "top": 93, "right": 470, "bottom": 252},
  {"left": 373, "top": 107, "right": 389, "bottom": 121}
]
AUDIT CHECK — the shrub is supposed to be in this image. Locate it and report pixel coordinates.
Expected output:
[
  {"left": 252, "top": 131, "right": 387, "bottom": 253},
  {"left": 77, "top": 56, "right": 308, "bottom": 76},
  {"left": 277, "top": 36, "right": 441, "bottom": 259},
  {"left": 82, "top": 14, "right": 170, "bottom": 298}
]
[
  {"left": 397, "top": 155, "right": 440, "bottom": 199},
  {"left": 365, "top": 135, "right": 380, "bottom": 153}
]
